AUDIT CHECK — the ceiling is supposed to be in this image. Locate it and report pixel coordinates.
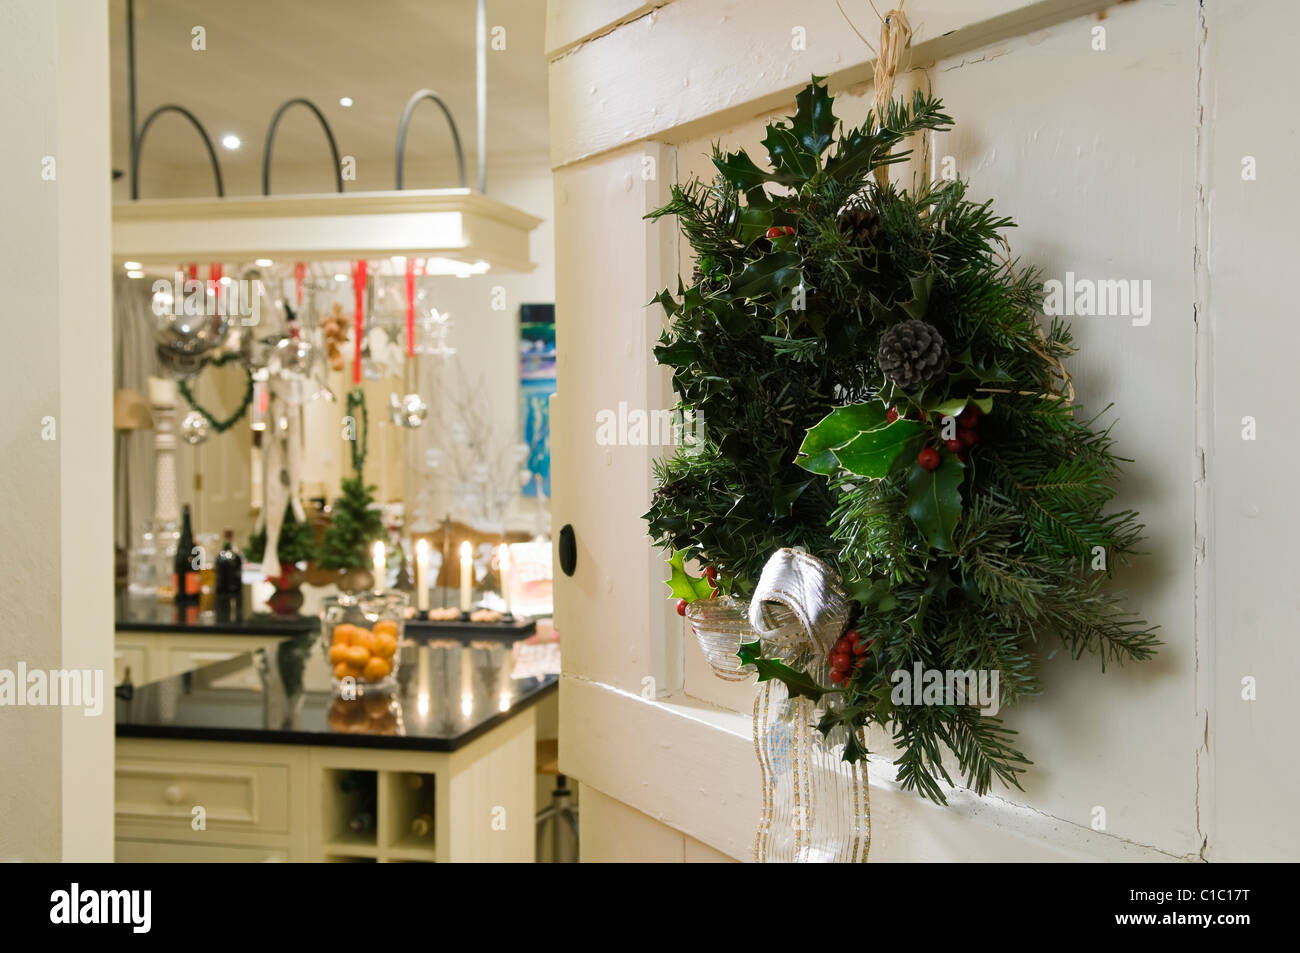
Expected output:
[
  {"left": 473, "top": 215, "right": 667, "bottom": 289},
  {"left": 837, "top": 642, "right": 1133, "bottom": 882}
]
[{"left": 109, "top": 0, "right": 549, "bottom": 198}]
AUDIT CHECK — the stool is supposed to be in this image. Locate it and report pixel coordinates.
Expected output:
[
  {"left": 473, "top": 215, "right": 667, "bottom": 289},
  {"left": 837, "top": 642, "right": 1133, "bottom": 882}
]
[{"left": 535, "top": 739, "right": 579, "bottom": 862}]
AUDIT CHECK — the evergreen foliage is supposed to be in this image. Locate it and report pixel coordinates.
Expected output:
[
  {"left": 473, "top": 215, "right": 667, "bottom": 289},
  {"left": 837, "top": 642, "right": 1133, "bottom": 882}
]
[
  {"left": 317, "top": 476, "right": 384, "bottom": 572},
  {"left": 245, "top": 502, "right": 316, "bottom": 567},
  {"left": 645, "top": 79, "right": 1156, "bottom": 804}
]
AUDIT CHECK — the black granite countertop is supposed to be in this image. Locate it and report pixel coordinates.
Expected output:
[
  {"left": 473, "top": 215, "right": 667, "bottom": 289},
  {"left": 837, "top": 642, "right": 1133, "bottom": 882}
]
[
  {"left": 116, "top": 589, "right": 319, "bottom": 635},
  {"left": 115, "top": 631, "right": 557, "bottom": 752}
]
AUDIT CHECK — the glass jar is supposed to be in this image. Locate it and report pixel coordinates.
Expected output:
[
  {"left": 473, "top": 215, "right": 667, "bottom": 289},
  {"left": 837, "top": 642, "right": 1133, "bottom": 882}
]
[{"left": 321, "top": 591, "right": 408, "bottom": 693}]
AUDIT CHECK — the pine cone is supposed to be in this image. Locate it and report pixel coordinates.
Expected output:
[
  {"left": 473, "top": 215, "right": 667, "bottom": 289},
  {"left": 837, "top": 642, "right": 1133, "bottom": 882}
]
[
  {"left": 838, "top": 202, "right": 881, "bottom": 246},
  {"left": 877, "top": 320, "right": 950, "bottom": 391}
]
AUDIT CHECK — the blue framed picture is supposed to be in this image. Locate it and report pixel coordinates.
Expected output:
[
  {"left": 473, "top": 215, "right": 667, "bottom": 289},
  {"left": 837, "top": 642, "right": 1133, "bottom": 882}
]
[{"left": 520, "top": 304, "right": 555, "bottom": 498}]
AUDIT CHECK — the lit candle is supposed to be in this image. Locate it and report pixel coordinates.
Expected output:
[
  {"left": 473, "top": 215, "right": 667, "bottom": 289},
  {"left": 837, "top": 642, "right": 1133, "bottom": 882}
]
[
  {"left": 415, "top": 538, "right": 430, "bottom": 612},
  {"left": 459, "top": 540, "right": 473, "bottom": 613},
  {"left": 498, "top": 543, "right": 513, "bottom": 617},
  {"left": 372, "top": 540, "right": 386, "bottom": 593}
]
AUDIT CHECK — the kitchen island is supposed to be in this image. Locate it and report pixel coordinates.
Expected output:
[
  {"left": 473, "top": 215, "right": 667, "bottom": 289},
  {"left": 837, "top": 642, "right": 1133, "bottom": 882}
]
[{"left": 114, "top": 627, "right": 556, "bottom": 863}]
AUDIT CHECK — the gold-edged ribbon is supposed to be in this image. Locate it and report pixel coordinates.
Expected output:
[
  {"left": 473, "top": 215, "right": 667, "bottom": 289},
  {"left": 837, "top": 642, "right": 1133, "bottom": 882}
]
[{"left": 687, "top": 548, "right": 871, "bottom": 863}]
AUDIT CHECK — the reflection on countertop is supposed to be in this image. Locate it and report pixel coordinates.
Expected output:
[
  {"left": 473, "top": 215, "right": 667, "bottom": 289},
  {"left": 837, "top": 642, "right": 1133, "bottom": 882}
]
[
  {"left": 115, "top": 630, "right": 558, "bottom": 752},
  {"left": 116, "top": 587, "right": 320, "bottom": 635}
]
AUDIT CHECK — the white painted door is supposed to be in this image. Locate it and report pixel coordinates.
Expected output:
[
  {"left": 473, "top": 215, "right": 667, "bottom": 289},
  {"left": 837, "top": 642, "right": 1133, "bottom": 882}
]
[{"left": 548, "top": 0, "right": 1300, "bottom": 862}]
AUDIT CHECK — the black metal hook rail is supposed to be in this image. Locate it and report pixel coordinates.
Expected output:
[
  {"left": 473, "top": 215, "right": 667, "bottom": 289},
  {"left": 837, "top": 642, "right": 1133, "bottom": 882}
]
[
  {"left": 262, "top": 98, "right": 344, "bottom": 195},
  {"left": 395, "top": 89, "right": 467, "bottom": 190},
  {"left": 132, "top": 104, "right": 225, "bottom": 199}
]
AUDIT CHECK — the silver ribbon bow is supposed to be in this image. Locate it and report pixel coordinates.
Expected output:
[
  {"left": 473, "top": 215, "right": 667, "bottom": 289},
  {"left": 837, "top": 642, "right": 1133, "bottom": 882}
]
[{"left": 687, "top": 548, "right": 870, "bottom": 863}]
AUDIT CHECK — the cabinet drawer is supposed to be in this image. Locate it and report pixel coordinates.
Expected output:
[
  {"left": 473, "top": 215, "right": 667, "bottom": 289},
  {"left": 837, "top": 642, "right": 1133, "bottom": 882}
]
[
  {"left": 116, "top": 838, "right": 288, "bottom": 863},
  {"left": 116, "top": 759, "right": 290, "bottom": 834}
]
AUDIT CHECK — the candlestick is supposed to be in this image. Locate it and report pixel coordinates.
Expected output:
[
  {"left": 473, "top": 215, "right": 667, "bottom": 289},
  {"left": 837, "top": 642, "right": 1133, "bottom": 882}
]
[
  {"left": 372, "top": 540, "right": 386, "bottom": 593},
  {"left": 459, "top": 541, "right": 473, "bottom": 614},
  {"left": 498, "top": 543, "right": 513, "bottom": 617},
  {"left": 415, "top": 538, "right": 430, "bottom": 612}
]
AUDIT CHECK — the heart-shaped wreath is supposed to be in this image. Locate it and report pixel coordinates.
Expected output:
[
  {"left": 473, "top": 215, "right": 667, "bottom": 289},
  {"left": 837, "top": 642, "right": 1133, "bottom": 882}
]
[
  {"left": 177, "top": 352, "right": 254, "bottom": 434},
  {"left": 646, "top": 79, "right": 1157, "bottom": 804}
]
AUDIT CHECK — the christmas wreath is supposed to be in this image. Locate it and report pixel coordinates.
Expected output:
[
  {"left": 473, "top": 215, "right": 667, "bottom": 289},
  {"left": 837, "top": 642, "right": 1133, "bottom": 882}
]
[{"left": 646, "top": 79, "right": 1156, "bottom": 804}]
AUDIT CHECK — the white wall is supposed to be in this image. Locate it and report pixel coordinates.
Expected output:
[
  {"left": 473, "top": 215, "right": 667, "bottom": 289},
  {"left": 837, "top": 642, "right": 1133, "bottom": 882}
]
[
  {"left": 549, "top": 0, "right": 1300, "bottom": 862},
  {"left": 0, "top": 0, "right": 114, "bottom": 862}
]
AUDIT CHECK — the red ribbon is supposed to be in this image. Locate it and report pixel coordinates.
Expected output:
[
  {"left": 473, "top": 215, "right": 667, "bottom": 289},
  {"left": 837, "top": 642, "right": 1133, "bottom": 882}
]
[
  {"left": 208, "top": 262, "right": 222, "bottom": 303},
  {"left": 293, "top": 261, "right": 306, "bottom": 309},
  {"left": 351, "top": 260, "right": 367, "bottom": 384},
  {"left": 405, "top": 257, "right": 416, "bottom": 357}
]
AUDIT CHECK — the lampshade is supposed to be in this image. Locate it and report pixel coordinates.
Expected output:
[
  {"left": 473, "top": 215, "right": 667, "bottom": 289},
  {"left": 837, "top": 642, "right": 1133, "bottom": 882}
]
[{"left": 113, "top": 388, "right": 153, "bottom": 431}]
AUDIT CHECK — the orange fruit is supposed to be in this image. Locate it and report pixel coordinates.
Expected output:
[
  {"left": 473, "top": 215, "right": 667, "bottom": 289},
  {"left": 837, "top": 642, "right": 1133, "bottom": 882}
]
[
  {"left": 333, "top": 661, "right": 355, "bottom": 680},
  {"left": 362, "top": 656, "right": 393, "bottom": 681},
  {"left": 328, "top": 643, "right": 351, "bottom": 665},
  {"left": 332, "top": 624, "right": 354, "bottom": 645},
  {"left": 345, "top": 645, "right": 370, "bottom": 667},
  {"left": 351, "top": 628, "right": 377, "bottom": 654},
  {"left": 373, "top": 619, "right": 399, "bottom": 639},
  {"left": 374, "top": 632, "right": 398, "bottom": 658}
]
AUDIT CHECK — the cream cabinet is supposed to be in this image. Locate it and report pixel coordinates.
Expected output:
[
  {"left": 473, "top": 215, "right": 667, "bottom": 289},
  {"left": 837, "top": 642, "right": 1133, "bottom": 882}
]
[{"left": 115, "top": 704, "right": 536, "bottom": 862}]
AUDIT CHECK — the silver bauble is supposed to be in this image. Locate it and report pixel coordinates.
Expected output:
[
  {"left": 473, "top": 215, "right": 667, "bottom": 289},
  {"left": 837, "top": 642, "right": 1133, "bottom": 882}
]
[
  {"left": 389, "top": 392, "right": 429, "bottom": 428},
  {"left": 155, "top": 344, "right": 206, "bottom": 381},
  {"left": 180, "top": 410, "right": 211, "bottom": 445},
  {"left": 269, "top": 334, "right": 314, "bottom": 380},
  {"left": 152, "top": 282, "right": 231, "bottom": 357}
]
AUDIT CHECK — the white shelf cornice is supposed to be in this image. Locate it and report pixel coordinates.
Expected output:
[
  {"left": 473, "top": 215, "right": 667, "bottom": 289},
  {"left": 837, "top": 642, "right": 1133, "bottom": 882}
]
[{"left": 113, "top": 188, "right": 542, "bottom": 273}]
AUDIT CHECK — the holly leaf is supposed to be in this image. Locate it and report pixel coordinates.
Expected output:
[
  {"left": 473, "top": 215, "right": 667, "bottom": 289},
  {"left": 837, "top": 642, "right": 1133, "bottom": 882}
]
[
  {"left": 929, "top": 394, "right": 994, "bottom": 419},
  {"left": 731, "top": 251, "right": 802, "bottom": 301},
  {"left": 900, "top": 273, "right": 934, "bottom": 321},
  {"left": 833, "top": 418, "right": 926, "bottom": 478},
  {"left": 845, "top": 576, "right": 898, "bottom": 612},
  {"left": 906, "top": 452, "right": 966, "bottom": 551},
  {"left": 796, "top": 402, "right": 888, "bottom": 474},
  {"left": 948, "top": 348, "right": 1015, "bottom": 386},
  {"left": 762, "top": 125, "right": 816, "bottom": 184},
  {"left": 666, "top": 549, "right": 714, "bottom": 602},
  {"left": 790, "top": 77, "right": 837, "bottom": 156},
  {"left": 738, "top": 641, "right": 827, "bottom": 702},
  {"left": 712, "top": 148, "right": 770, "bottom": 192},
  {"left": 736, "top": 204, "right": 775, "bottom": 245}
]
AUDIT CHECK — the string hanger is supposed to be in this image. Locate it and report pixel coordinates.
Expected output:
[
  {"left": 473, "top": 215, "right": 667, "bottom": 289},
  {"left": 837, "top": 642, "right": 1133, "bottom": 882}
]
[{"left": 835, "top": 0, "right": 915, "bottom": 187}]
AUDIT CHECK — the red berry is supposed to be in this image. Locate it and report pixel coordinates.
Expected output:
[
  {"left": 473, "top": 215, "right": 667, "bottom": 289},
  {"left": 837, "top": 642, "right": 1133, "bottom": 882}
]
[
  {"left": 958, "top": 428, "right": 979, "bottom": 448},
  {"left": 830, "top": 670, "right": 846, "bottom": 684},
  {"left": 944, "top": 438, "right": 963, "bottom": 453},
  {"left": 830, "top": 651, "right": 850, "bottom": 670},
  {"left": 918, "top": 410, "right": 928, "bottom": 422},
  {"left": 885, "top": 407, "right": 899, "bottom": 423},
  {"left": 844, "top": 629, "right": 859, "bottom": 646},
  {"left": 958, "top": 405, "right": 981, "bottom": 426},
  {"left": 852, "top": 640, "right": 870, "bottom": 656},
  {"left": 917, "top": 447, "right": 941, "bottom": 470},
  {"left": 765, "top": 226, "right": 785, "bottom": 239},
  {"left": 705, "top": 565, "right": 718, "bottom": 585},
  {"left": 781, "top": 225, "right": 796, "bottom": 236},
  {"left": 676, "top": 599, "right": 687, "bottom": 616}
]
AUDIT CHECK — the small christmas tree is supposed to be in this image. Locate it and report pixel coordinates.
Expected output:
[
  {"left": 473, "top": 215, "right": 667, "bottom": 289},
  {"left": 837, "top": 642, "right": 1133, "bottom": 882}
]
[
  {"left": 318, "top": 475, "right": 384, "bottom": 572},
  {"left": 246, "top": 503, "right": 316, "bottom": 566}
]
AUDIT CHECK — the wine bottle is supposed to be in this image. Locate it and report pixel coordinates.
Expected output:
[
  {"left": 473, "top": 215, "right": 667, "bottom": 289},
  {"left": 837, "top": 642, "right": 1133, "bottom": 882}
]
[
  {"left": 215, "top": 529, "right": 243, "bottom": 596},
  {"left": 173, "top": 505, "right": 201, "bottom": 605},
  {"left": 410, "top": 813, "right": 433, "bottom": 838}
]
